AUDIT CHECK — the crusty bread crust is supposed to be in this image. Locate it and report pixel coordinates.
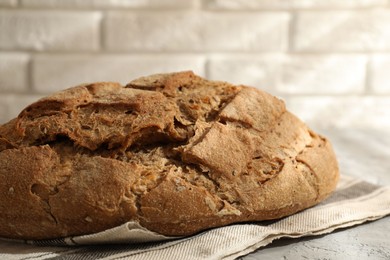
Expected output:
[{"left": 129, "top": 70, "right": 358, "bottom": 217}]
[{"left": 0, "top": 71, "right": 339, "bottom": 240}]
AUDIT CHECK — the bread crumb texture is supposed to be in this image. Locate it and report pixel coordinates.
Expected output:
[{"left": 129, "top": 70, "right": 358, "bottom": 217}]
[{"left": 0, "top": 71, "right": 339, "bottom": 240}]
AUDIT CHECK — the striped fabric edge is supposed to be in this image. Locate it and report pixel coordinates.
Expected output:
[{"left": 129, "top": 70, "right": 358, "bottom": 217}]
[{"left": 228, "top": 187, "right": 390, "bottom": 259}]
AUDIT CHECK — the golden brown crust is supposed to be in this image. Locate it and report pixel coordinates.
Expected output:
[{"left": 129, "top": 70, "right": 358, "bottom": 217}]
[{"left": 0, "top": 71, "right": 339, "bottom": 240}]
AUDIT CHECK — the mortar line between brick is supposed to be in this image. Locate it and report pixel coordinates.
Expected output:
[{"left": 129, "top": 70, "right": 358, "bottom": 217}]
[
  {"left": 282, "top": 93, "right": 390, "bottom": 98},
  {"left": 0, "top": 7, "right": 105, "bottom": 13},
  {"left": 7, "top": 3, "right": 390, "bottom": 12},
  {"left": 183, "top": 7, "right": 390, "bottom": 12},
  {"left": 25, "top": 50, "right": 388, "bottom": 55},
  {"left": 3, "top": 50, "right": 388, "bottom": 58}
]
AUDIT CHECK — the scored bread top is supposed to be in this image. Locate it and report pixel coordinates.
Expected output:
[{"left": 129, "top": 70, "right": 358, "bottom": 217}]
[{"left": 0, "top": 71, "right": 339, "bottom": 240}]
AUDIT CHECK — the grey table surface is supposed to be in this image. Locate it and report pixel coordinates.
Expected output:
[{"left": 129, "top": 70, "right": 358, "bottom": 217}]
[{"left": 242, "top": 128, "right": 390, "bottom": 260}]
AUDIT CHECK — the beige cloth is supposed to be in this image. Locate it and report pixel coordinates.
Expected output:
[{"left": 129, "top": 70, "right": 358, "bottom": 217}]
[{"left": 1, "top": 175, "right": 390, "bottom": 259}]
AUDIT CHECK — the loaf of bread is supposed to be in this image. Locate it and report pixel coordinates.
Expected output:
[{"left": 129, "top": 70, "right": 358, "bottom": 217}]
[{"left": 0, "top": 71, "right": 339, "bottom": 240}]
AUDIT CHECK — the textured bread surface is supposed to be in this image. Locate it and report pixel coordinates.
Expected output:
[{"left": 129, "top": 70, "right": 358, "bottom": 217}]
[{"left": 0, "top": 71, "right": 339, "bottom": 240}]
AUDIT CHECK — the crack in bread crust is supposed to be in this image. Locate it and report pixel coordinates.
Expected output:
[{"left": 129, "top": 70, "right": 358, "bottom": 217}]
[{"left": 0, "top": 71, "right": 339, "bottom": 240}]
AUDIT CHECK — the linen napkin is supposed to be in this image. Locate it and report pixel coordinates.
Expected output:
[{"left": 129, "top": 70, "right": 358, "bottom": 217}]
[{"left": 1, "top": 174, "right": 390, "bottom": 260}]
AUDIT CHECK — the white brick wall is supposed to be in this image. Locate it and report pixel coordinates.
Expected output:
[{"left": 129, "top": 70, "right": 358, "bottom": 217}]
[
  {"left": 369, "top": 55, "right": 390, "bottom": 94},
  {"left": 0, "top": 94, "right": 45, "bottom": 122},
  {"left": 21, "top": 0, "right": 197, "bottom": 9},
  {"left": 0, "top": 53, "right": 29, "bottom": 92},
  {"left": 0, "top": 0, "right": 17, "bottom": 7},
  {"left": 0, "top": 10, "right": 101, "bottom": 51},
  {"left": 286, "top": 96, "right": 390, "bottom": 129},
  {"left": 0, "top": 0, "right": 389, "bottom": 129},
  {"left": 32, "top": 54, "right": 205, "bottom": 93},
  {"left": 204, "top": 0, "right": 388, "bottom": 9},
  {"left": 294, "top": 10, "right": 390, "bottom": 52},
  {"left": 104, "top": 11, "right": 289, "bottom": 51},
  {"left": 208, "top": 54, "right": 367, "bottom": 94}
]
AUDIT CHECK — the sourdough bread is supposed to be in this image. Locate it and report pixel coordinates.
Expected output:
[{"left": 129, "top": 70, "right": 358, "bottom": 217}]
[{"left": 0, "top": 71, "right": 339, "bottom": 240}]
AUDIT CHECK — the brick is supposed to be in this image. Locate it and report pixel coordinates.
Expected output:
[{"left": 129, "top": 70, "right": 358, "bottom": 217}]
[
  {"left": 204, "top": 0, "right": 387, "bottom": 9},
  {"left": 0, "top": 94, "right": 44, "bottom": 124},
  {"left": 294, "top": 10, "right": 390, "bottom": 52},
  {"left": 204, "top": 0, "right": 289, "bottom": 9},
  {"left": 369, "top": 55, "right": 390, "bottom": 94},
  {"left": 207, "top": 54, "right": 283, "bottom": 94},
  {"left": 291, "top": 0, "right": 387, "bottom": 8},
  {"left": 285, "top": 96, "right": 390, "bottom": 129},
  {"left": 0, "top": 99, "right": 9, "bottom": 125},
  {"left": 0, "top": 10, "right": 101, "bottom": 51},
  {"left": 32, "top": 54, "right": 205, "bottom": 93},
  {"left": 0, "top": 53, "right": 29, "bottom": 92},
  {"left": 0, "top": 0, "right": 17, "bottom": 7},
  {"left": 104, "top": 11, "right": 289, "bottom": 51},
  {"left": 278, "top": 54, "right": 366, "bottom": 94},
  {"left": 208, "top": 54, "right": 366, "bottom": 94},
  {"left": 21, "top": 0, "right": 196, "bottom": 9}
]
